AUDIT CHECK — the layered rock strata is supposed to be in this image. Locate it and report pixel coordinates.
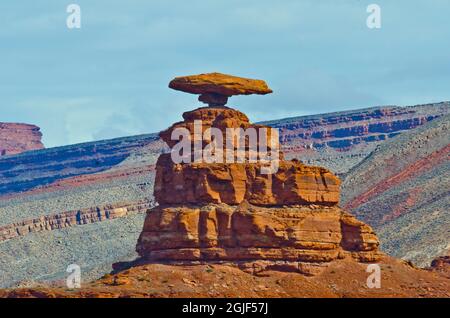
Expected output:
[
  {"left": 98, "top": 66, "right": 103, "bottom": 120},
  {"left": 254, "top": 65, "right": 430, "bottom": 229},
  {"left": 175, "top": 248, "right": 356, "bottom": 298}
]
[
  {"left": 156, "top": 106, "right": 339, "bottom": 206},
  {"left": 0, "top": 200, "right": 152, "bottom": 242},
  {"left": 155, "top": 155, "right": 339, "bottom": 206},
  {"left": 137, "top": 203, "right": 380, "bottom": 275},
  {"left": 263, "top": 102, "right": 449, "bottom": 174},
  {"left": 342, "top": 114, "right": 450, "bottom": 267},
  {"left": 136, "top": 73, "right": 382, "bottom": 275},
  {"left": 264, "top": 103, "right": 449, "bottom": 152},
  {"left": 0, "top": 123, "right": 44, "bottom": 156}
]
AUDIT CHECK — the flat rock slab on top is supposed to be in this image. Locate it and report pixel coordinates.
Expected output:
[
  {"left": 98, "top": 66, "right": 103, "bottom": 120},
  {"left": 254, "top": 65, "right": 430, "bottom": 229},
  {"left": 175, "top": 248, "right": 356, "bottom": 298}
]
[{"left": 169, "top": 72, "right": 273, "bottom": 106}]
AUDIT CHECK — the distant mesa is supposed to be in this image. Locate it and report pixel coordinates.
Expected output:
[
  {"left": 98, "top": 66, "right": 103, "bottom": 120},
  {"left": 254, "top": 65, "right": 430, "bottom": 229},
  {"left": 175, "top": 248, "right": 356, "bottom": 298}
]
[
  {"left": 168, "top": 72, "right": 273, "bottom": 106},
  {"left": 0, "top": 122, "right": 44, "bottom": 156}
]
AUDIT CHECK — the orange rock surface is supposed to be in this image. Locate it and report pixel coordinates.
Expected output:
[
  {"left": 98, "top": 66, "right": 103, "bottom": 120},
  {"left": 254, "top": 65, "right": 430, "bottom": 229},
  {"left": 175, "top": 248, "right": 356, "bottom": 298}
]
[
  {"left": 156, "top": 106, "right": 339, "bottom": 205},
  {"left": 3, "top": 258, "right": 450, "bottom": 298},
  {"left": 159, "top": 106, "right": 271, "bottom": 149},
  {"left": 168, "top": 73, "right": 272, "bottom": 106},
  {"left": 154, "top": 155, "right": 340, "bottom": 205},
  {"left": 137, "top": 203, "right": 380, "bottom": 275}
]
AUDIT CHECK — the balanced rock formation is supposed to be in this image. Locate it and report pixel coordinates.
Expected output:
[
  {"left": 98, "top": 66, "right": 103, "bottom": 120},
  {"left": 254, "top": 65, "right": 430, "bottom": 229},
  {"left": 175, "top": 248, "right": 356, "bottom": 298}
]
[
  {"left": 169, "top": 72, "right": 272, "bottom": 106},
  {"left": 0, "top": 123, "right": 44, "bottom": 156},
  {"left": 136, "top": 73, "right": 382, "bottom": 275}
]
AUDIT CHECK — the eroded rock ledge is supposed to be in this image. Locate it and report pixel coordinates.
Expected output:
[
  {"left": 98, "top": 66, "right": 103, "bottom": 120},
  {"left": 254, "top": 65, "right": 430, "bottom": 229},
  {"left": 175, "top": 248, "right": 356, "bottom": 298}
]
[
  {"left": 155, "top": 155, "right": 340, "bottom": 205},
  {"left": 137, "top": 202, "right": 380, "bottom": 275},
  {"left": 0, "top": 200, "right": 153, "bottom": 242}
]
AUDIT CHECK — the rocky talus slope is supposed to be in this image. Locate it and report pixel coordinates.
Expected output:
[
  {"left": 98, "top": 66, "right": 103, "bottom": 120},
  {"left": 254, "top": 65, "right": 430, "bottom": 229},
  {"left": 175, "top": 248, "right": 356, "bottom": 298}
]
[
  {"left": 342, "top": 114, "right": 450, "bottom": 267},
  {"left": 0, "top": 123, "right": 44, "bottom": 156}
]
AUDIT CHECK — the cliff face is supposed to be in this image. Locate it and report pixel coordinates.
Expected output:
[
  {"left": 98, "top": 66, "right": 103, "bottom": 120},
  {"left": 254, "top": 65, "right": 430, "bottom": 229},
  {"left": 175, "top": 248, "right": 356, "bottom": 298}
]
[
  {"left": 0, "top": 123, "right": 44, "bottom": 156},
  {"left": 155, "top": 156, "right": 340, "bottom": 206},
  {"left": 155, "top": 107, "right": 340, "bottom": 206},
  {"left": 266, "top": 103, "right": 448, "bottom": 150},
  {"left": 137, "top": 203, "right": 380, "bottom": 275},
  {"left": 262, "top": 102, "right": 449, "bottom": 174}
]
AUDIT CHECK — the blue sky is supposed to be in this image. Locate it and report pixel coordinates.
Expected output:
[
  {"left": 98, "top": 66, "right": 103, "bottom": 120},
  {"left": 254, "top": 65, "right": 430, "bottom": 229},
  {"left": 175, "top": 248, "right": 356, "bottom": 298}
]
[{"left": 1, "top": 0, "right": 449, "bottom": 147}]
